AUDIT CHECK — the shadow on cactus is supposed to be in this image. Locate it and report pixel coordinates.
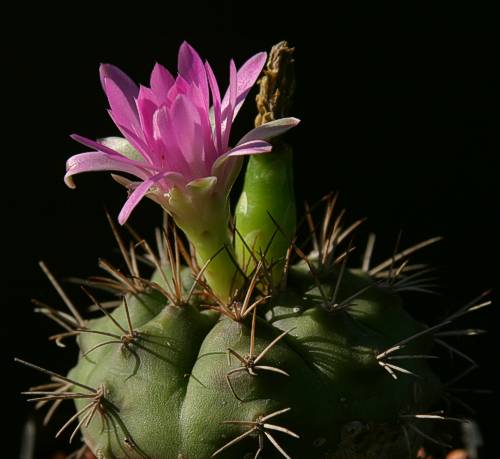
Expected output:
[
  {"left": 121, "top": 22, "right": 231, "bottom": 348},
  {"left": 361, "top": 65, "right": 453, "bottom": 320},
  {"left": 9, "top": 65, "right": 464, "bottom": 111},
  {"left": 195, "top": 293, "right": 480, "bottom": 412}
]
[{"left": 17, "top": 41, "right": 490, "bottom": 459}]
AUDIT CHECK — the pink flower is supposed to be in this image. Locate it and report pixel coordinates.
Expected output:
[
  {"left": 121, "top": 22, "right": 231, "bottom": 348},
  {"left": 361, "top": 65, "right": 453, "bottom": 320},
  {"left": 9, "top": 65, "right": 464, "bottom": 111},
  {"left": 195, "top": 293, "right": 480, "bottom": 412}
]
[{"left": 65, "top": 42, "right": 299, "bottom": 224}]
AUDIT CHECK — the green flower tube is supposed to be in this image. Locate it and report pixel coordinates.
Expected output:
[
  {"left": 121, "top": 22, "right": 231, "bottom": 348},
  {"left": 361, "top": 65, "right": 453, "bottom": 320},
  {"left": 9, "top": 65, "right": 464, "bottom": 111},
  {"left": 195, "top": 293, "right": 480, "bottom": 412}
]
[{"left": 166, "top": 179, "right": 239, "bottom": 301}]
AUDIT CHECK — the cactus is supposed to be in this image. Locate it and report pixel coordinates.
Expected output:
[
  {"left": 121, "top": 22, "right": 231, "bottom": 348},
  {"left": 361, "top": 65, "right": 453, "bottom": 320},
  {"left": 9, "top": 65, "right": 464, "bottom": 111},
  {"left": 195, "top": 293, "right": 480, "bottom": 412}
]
[{"left": 18, "top": 42, "right": 489, "bottom": 459}]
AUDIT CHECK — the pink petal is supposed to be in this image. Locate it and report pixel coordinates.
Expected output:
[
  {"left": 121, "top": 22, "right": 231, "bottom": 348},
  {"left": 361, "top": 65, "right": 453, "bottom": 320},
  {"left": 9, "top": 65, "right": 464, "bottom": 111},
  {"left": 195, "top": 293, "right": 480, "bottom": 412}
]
[
  {"left": 177, "top": 41, "right": 209, "bottom": 108},
  {"left": 185, "top": 81, "right": 209, "bottom": 118},
  {"left": 191, "top": 89, "right": 217, "bottom": 165},
  {"left": 205, "top": 61, "right": 222, "bottom": 152},
  {"left": 136, "top": 85, "right": 157, "bottom": 105},
  {"left": 150, "top": 63, "right": 175, "bottom": 104},
  {"left": 211, "top": 140, "right": 271, "bottom": 180},
  {"left": 166, "top": 75, "right": 190, "bottom": 105},
  {"left": 236, "top": 117, "right": 301, "bottom": 145},
  {"left": 170, "top": 95, "right": 206, "bottom": 177},
  {"left": 117, "top": 171, "right": 181, "bottom": 224},
  {"left": 153, "top": 106, "right": 192, "bottom": 177},
  {"left": 222, "top": 60, "right": 237, "bottom": 150},
  {"left": 221, "top": 52, "right": 267, "bottom": 121},
  {"left": 118, "top": 177, "right": 157, "bottom": 224},
  {"left": 107, "top": 111, "right": 157, "bottom": 166},
  {"left": 136, "top": 86, "right": 159, "bottom": 156},
  {"left": 99, "top": 64, "right": 139, "bottom": 104},
  {"left": 71, "top": 134, "right": 122, "bottom": 157},
  {"left": 226, "top": 140, "right": 272, "bottom": 157},
  {"left": 64, "top": 152, "right": 150, "bottom": 188},
  {"left": 98, "top": 137, "right": 142, "bottom": 161},
  {"left": 103, "top": 78, "right": 142, "bottom": 136},
  {"left": 112, "top": 171, "right": 186, "bottom": 192},
  {"left": 70, "top": 134, "right": 158, "bottom": 171},
  {"left": 211, "top": 155, "right": 244, "bottom": 196}
]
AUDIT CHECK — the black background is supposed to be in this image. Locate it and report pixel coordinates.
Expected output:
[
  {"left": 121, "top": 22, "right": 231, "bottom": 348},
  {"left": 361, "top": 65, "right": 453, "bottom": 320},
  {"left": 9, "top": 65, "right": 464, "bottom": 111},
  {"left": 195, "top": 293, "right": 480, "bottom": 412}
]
[{"left": 4, "top": 2, "right": 498, "bottom": 458}]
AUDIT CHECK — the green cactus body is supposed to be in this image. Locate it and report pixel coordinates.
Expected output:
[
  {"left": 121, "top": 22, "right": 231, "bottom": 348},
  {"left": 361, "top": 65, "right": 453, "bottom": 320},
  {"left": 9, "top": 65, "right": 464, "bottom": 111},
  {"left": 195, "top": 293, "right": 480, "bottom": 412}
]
[
  {"left": 20, "top": 41, "right": 486, "bottom": 459},
  {"left": 65, "top": 263, "right": 440, "bottom": 459}
]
